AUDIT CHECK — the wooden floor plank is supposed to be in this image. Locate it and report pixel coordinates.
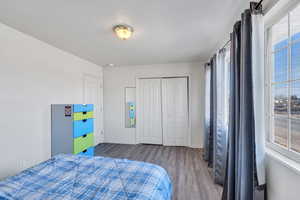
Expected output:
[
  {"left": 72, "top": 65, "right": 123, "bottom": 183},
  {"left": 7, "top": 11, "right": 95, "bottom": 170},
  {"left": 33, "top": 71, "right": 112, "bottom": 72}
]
[{"left": 95, "top": 143, "right": 222, "bottom": 200}]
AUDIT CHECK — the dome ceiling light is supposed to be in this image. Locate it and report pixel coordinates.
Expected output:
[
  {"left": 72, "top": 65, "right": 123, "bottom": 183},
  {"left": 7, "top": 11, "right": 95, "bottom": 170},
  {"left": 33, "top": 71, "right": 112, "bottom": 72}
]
[{"left": 113, "top": 24, "right": 134, "bottom": 40}]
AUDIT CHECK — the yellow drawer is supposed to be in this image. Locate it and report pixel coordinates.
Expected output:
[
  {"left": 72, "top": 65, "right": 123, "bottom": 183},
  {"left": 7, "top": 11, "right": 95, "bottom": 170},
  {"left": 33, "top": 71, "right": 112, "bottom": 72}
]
[
  {"left": 73, "top": 111, "right": 93, "bottom": 121},
  {"left": 73, "top": 133, "right": 93, "bottom": 154}
]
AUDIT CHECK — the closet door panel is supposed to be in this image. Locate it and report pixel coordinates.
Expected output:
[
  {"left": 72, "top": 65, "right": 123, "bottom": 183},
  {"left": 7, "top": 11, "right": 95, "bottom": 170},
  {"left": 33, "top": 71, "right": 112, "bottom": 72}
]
[
  {"left": 138, "top": 79, "right": 163, "bottom": 144},
  {"left": 162, "top": 78, "right": 188, "bottom": 146}
]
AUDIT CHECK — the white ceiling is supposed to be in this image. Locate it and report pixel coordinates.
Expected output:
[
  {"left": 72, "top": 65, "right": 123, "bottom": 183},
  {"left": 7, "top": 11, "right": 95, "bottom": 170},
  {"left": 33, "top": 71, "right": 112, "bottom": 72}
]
[{"left": 0, "top": 0, "right": 251, "bottom": 66}]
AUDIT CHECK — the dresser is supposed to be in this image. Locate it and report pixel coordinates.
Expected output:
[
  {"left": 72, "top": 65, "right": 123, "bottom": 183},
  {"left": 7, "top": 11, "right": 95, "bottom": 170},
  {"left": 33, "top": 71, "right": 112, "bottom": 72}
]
[{"left": 51, "top": 104, "right": 94, "bottom": 156}]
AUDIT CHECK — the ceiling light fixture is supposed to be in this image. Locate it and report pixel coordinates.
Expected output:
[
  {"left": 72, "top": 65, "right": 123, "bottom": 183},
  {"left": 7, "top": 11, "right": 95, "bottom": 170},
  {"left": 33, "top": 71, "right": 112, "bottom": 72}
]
[
  {"left": 113, "top": 24, "right": 134, "bottom": 40},
  {"left": 104, "top": 63, "right": 115, "bottom": 67}
]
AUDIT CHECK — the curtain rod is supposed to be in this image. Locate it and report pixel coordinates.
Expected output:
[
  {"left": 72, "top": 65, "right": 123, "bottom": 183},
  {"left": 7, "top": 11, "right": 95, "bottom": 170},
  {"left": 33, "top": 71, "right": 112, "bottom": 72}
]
[
  {"left": 221, "top": 39, "right": 231, "bottom": 50},
  {"left": 219, "top": 0, "right": 263, "bottom": 51},
  {"left": 255, "top": 0, "right": 264, "bottom": 10},
  {"left": 207, "top": 0, "right": 263, "bottom": 64}
]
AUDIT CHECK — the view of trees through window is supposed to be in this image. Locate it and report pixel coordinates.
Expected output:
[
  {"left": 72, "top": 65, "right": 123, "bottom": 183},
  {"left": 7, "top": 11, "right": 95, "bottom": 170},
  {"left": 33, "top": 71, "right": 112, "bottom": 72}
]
[{"left": 271, "top": 4, "right": 300, "bottom": 153}]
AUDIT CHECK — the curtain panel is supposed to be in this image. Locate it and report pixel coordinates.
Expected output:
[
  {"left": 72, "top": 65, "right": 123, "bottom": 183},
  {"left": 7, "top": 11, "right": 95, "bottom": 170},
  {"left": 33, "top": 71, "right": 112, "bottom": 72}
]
[
  {"left": 251, "top": 13, "right": 266, "bottom": 186},
  {"left": 208, "top": 55, "right": 217, "bottom": 168},
  {"left": 213, "top": 48, "right": 230, "bottom": 185},
  {"left": 222, "top": 7, "right": 265, "bottom": 200},
  {"left": 203, "top": 63, "right": 211, "bottom": 161}
]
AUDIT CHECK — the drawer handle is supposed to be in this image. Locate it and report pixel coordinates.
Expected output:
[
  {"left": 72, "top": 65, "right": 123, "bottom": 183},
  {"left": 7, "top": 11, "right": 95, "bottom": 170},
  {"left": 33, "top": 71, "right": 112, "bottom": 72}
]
[
  {"left": 82, "top": 134, "right": 87, "bottom": 138},
  {"left": 83, "top": 119, "right": 87, "bottom": 122},
  {"left": 83, "top": 112, "right": 87, "bottom": 115},
  {"left": 82, "top": 149, "right": 87, "bottom": 153}
]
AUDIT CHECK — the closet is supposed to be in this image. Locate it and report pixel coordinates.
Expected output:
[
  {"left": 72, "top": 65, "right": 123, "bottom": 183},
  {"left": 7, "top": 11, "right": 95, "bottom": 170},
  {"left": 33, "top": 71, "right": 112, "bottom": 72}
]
[{"left": 136, "top": 77, "right": 189, "bottom": 146}]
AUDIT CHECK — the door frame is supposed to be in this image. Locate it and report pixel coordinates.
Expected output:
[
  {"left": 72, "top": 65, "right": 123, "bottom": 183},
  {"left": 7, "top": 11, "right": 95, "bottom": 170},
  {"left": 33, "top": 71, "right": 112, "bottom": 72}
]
[
  {"left": 82, "top": 73, "right": 104, "bottom": 145},
  {"left": 136, "top": 74, "right": 192, "bottom": 147}
]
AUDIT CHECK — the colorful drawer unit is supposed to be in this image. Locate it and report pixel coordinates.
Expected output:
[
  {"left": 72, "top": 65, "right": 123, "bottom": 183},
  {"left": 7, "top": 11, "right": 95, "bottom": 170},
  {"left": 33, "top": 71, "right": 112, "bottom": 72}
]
[{"left": 51, "top": 104, "right": 94, "bottom": 157}]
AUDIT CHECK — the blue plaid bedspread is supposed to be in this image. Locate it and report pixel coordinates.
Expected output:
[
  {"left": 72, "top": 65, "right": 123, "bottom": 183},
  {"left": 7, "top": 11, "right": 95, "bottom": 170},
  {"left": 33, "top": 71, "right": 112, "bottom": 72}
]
[{"left": 0, "top": 154, "right": 172, "bottom": 200}]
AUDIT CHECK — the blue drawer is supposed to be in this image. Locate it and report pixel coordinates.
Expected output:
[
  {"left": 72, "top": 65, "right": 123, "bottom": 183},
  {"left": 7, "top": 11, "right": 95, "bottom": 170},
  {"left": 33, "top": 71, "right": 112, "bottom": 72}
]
[
  {"left": 73, "top": 118, "right": 93, "bottom": 138},
  {"left": 78, "top": 146, "right": 94, "bottom": 156},
  {"left": 73, "top": 104, "right": 93, "bottom": 112}
]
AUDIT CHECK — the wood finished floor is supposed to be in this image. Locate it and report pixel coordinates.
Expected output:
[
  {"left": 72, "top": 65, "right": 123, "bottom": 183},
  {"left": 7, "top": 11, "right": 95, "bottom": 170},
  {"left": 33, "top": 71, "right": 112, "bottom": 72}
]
[{"left": 95, "top": 143, "right": 222, "bottom": 200}]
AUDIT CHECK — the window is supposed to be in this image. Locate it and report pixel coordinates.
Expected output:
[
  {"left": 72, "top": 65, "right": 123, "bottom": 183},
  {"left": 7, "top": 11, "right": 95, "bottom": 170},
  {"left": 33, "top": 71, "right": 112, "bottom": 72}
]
[{"left": 268, "top": 4, "right": 300, "bottom": 156}]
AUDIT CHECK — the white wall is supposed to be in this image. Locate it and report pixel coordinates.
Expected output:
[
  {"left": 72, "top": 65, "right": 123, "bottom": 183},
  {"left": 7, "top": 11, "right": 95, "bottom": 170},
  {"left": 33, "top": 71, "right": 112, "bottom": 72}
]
[
  {"left": 103, "top": 62, "right": 205, "bottom": 148},
  {"left": 0, "top": 23, "right": 102, "bottom": 179},
  {"left": 266, "top": 151, "right": 300, "bottom": 200}
]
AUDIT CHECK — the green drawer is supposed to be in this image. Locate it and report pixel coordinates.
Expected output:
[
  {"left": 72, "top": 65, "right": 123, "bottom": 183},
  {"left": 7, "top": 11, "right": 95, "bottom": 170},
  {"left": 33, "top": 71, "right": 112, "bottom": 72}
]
[
  {"left": 73, "top": 133, "right": 93, "bottom": 154},
  {"left": 73, "top": 111, "right": 93, "bottom": 121}
]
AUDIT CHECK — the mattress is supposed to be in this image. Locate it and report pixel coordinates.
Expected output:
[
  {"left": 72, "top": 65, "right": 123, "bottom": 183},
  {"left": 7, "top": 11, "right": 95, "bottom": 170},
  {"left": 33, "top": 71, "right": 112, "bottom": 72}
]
[{"left": 0, "top": 154, "right": 172, "bottom": 200}]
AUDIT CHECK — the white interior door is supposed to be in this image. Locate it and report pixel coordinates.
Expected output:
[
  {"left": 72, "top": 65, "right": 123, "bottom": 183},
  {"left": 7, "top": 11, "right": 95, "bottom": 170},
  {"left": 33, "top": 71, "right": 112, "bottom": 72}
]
[
  {"left": 83, "top": 74, "right": 104, "bottom": 145},
  {"left": 137, "top": 78, "right": 163, "bottom": 144},
  {"left": 162, "top": 77, "right": 189, "bottom": 146}
]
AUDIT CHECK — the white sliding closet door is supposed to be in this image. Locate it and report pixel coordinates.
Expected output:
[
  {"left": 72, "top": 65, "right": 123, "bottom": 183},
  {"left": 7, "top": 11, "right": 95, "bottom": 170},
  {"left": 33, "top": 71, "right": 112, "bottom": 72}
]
[
  {"left": 162, "top": 78, "right": 188, "bottom": 146},
  {"left": 137, "top": 79, "right": 163, "bottom": 144}
]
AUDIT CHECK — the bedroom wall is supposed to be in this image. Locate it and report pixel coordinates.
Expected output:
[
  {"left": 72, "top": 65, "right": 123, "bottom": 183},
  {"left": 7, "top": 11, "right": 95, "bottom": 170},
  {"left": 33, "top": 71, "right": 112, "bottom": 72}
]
[
  {"left": 103, "top": 62, "right": 205, "bottom": 148},
  {"left": 0, "top": 22, "right": 102, "bottom": 179},
  {"left": 266, "top": 150, "right": 300, "bottom": 200}
]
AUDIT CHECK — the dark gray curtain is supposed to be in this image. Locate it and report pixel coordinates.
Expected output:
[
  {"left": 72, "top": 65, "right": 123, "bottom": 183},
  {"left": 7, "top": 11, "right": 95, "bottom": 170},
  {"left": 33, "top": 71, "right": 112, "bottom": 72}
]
[
  {"left": 207, "top": 55, "right": 216, "bottom": 167},
  {"left": 222, "top": 21, "right": 241, "bottom": 200},
  {"left": 222, "top": 8, "right": 265, "bottom": 200},
  {"left": 203, "top": 63, "right": 211, "bottom": 161}
]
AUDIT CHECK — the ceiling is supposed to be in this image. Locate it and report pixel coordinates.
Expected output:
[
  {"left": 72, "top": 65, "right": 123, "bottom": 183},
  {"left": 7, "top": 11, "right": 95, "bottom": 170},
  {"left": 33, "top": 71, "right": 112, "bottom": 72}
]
[{"left": 0, "top": 0, "right": 251, "bottom": 66}]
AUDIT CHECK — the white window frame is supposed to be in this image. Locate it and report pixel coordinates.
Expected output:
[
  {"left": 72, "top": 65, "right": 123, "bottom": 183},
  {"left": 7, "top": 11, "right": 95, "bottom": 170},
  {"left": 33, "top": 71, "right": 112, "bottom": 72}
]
[{"left": 265, "top": 0, "right": 300, "bottom": 164}]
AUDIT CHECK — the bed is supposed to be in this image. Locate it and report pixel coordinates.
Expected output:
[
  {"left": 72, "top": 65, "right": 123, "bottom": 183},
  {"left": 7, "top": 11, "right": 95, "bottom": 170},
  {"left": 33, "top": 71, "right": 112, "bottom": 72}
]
[{"left": 0, "top": 154, "right": 172, "bottom": 200}]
